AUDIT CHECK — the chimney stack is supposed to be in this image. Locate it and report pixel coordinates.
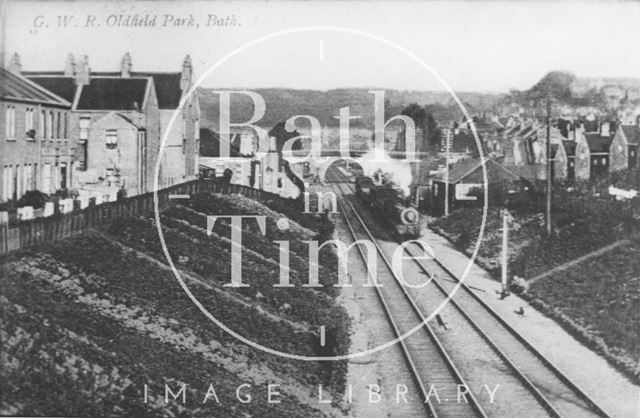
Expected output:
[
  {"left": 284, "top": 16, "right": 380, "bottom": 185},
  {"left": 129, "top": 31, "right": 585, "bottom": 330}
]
[
  {"left": 75, "top": 54, "right": 91, "bottom": 85},
  {"left": 64, "top": 53, "right": 75, "bottom": 76},
  {"left": 120, "top": 52, "right": 132, "bottom": 78},
  {"left": 8, "top": 52, "right": 21, "bottom": 76},
  {"left": 180, "top": 55, "right": 192, "bottom": 91}
]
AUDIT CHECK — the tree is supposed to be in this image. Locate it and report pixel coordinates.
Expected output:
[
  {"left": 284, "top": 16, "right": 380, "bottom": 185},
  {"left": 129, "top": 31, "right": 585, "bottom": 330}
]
[
  {"left": 527, "top": 71, "right": 576, "bottom": 103},
  {"left": 401, "top": 103, "right": 427, "bottom": 126},
  {"left": 268, "top": 121, "right": 306, "bottom": 197},
  {"left": 268, "top": 121, "right": 302, "bottom": 155}
]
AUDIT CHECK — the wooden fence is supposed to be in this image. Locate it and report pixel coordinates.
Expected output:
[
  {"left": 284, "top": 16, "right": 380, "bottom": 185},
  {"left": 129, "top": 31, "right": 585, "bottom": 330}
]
[{"left": 0, "top": 180, "right": 287, "bottom": 257}]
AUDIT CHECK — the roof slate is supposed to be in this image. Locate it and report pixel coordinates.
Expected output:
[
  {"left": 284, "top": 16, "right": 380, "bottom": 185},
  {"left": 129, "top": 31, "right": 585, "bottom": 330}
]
[
  {"left": 585, "top": 133, "right": 613, "bottom": 153},
  {"left": 620, "top": 125, "right": 640, "bottom": 145},
  {"left": 562, "top": 140, "right": 577, "bottom": 156},
  {"left": 26, "top": 76, "right": 78, "bottom": 103},
  {"left": 433, "top": 158, "right": 521, "bottom": 184},
  {"left": 93, "top": 71, "right": 183, "bottom": 109},
  {"left": 0, "top": 68, "right": 70, "bottom": 106},
  {"left": 75, "top": 77, "right": 149, "bottom": 111}
]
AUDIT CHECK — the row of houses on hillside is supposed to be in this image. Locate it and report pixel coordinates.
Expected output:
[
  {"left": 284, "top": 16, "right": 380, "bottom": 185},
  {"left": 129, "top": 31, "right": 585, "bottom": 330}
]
[
  {"left": 465, "top": 113, "right": 640, "bottom": 183},
  {"left": 1, "top": 52, "right": 199, "bottom": 204}
]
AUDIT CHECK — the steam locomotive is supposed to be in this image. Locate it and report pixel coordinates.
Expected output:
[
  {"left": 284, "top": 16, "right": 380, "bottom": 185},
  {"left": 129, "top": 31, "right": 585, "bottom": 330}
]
[{"left": 355, "top": 175, "right": 421, "bottom": 237}]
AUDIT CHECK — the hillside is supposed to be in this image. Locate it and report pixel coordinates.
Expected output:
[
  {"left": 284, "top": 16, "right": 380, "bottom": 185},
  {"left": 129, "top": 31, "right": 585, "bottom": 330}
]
[
  {"left": 430, "top": 203, "right": 640, "bottom": 383},
  {"left": 528, "top": 241, "right": 640, "bottom": 380},
  {"left": 505, "top": 70, "right": 640, "bottom": 111},
  {"left": 197, "top": 87, "right": 503, "bottom": 130},
  {"left": 0, "top": 192, "right": 349, "bottom": 417}
]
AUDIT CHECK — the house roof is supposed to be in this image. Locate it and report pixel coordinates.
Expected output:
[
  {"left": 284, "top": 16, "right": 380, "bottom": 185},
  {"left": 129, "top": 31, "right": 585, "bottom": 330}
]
[
  {"left": 584, "top": 133, "right": 613, "bottom": 153},
  {"left": 93, "top": 71, "right": 183, "bottom": 109},
  {"left": 75, "top": 77, "right": 150, "bottom": 111},
  {"left": 199, "top": 128, "right": 244, "bottom": 158},
  {"left": 620, "top": 125, "right": 640, "bottom": 145},
  {"left": 0, "top": 68, "right": 70, "bottom": 106},
  {"left": 449, "top": 131, "right": 477, "bottom": 153},
  {"left": 562, "top": 140, "right": 577, "bottom": 156},
  {"left": 26, "top": 76, "right": 78, "bottom": 103},
  {"left": 433, "top": 158, "right": 522, "bottom": 184},
  {"left": 138, "top": 73, "right": 182, "bottom": 109},
  {"left": 26, "top": 70, "right": 184, "bottom": 109}
]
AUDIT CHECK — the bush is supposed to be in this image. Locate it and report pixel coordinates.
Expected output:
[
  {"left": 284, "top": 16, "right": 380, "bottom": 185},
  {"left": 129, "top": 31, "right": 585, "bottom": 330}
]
[{"left": 17, "top": 190, "right": 49, "bottom": 209}]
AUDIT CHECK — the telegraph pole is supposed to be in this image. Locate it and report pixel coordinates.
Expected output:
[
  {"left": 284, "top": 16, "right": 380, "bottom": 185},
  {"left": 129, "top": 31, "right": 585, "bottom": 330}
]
[
  {"left": 545, "top": 90, "right": 552, "bottom": 235},
  {"left": 444, "top": 128, "right": 451, "bottom": 216},
  {"left": 501, "top": 208, "right": 510, "bottom": 297}
]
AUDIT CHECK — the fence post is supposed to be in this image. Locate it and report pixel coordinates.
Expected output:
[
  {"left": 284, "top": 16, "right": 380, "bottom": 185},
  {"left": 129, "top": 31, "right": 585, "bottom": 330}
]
[{"left": 0, "top": 212, "right": 8, "bottom": 255}]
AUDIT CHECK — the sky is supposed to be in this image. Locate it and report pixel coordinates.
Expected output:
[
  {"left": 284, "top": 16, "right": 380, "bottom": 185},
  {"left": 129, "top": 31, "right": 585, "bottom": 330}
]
[{"left": 3, "top": 1, "right": 640, "bottom": 93}]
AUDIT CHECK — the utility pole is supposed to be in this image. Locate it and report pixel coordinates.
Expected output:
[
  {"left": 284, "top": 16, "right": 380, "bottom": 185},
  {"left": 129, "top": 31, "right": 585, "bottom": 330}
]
[
  {"left": 444, "top": 128, "right": 451, "bottom": 216},
  {"left": 501, "top": 208, "right": 511, "bottom": 297},
  {"left": 545, "top": 90, "right": 552, "bottom": 235}
]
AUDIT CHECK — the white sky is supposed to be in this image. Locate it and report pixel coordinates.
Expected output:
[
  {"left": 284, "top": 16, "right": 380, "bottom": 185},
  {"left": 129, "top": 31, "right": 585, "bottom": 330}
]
[{"left": 4, "top": 0, "right": 640, "bottom": 92}]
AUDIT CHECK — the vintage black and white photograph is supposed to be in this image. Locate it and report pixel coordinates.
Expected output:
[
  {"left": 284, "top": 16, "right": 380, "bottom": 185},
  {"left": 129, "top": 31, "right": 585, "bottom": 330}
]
[{"left": 0, "top": 1, "right": 639, "bottom": 417}]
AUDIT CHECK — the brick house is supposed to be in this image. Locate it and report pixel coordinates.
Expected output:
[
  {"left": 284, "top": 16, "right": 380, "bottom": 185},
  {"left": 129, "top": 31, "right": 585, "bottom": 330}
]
[
  {"left": 111, "top": 53, "right": 200, "bottom": 188},
  {"left": 72, "top": 74, "right": 160, "bottom": 196},
  {"left": 1, "top": 61, "right": 73, "bottom": 203},
  {"left": 25, "top": 52, "right": 199, "bottom": 195},
  {"left": 609, "top": 124, "right": 639, "bottom": 172},
  {"left": 575, "top": 128, "right": 614, "bottom": 180}
]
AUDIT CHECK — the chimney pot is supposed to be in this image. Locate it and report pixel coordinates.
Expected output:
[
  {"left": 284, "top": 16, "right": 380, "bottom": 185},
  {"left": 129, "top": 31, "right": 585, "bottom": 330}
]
[
  {"left": 75, "top": 55, "right": 91, "bottom": 86},
  {"left": 180, "top": 55, "right": 193, "bottom": 91},
  {"left": 121, "top": 52, "right": 132, "bottom": 78},
  {"left": 8, "top": 52, "right": 22, "bottom": 76},
  {"left": 64, "top": 53, "right": 76, "bottom": 76}
]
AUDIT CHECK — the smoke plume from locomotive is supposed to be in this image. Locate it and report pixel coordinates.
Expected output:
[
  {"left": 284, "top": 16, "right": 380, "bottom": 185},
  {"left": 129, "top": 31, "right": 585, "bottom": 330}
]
[{"left": 357, "top": 148, "right": 413, "bottom": 196}]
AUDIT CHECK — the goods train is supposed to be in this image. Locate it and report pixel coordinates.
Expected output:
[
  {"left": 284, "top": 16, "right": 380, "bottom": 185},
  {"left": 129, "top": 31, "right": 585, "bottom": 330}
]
[{"left": 355, "top": 174, "right": 421, "bottom": 237}]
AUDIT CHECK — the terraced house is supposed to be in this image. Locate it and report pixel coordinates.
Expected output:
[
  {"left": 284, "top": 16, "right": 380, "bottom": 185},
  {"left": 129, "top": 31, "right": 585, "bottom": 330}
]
[
  {"left": 574, "top": 122, "right": 614, "bottom": 180},
  {"left": 24, "top": 52, "right": 199, "bottom": 197},
  {"left": 609, "top": 124, "right": 640, "bottom": 172},
  {"left": 1, "top": 59, "right": 74, "bottom": 204}
]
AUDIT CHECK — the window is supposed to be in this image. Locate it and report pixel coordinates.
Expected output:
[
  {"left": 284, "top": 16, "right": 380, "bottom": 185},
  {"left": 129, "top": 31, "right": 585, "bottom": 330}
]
[
  {"left": 593, "top": 159, "right": 598, "bottom": 166},
  {"left": 56, "top": 112, "right": 61, "bottom": 139},
  {"left": 42, "top": 164, "right": 52, "bottom": 194},
  {"left": 15, "top": 164, "right": 21, "bottom": 198},
  {"left": 40, "top": 109, "right": 45, "bottom": 139},
  {"left": 602, "top": 158, "right": 607, "bottom": 165},
  {"left": 25, "top": 108, "right": 35, "bottom": 139},
  {"left": 2, "top": 165, "right": 13, "bottom": 201},
  {"left": 32, "top": 164, "right": 37, "bottom": 190},
  {"left": 632, "top": 150, "right": 636, "bottom": 157},
  {"left": 48, "top": 111, "right": 54, "bottom": 140},
  {"left": 5, "top": 106, "right": 16, "bottom": 139},
  {"left": 22, "top": 165, "right": 31, "bottom": 194},
  {"left": 79, "top": 117, "right": 90, "bottom": 140},
  {"left": 105, "top": 130, "right": 118, "bottom": 149},
  {"left": 64, "top": 113, "right": 68, "bottom": 138}
]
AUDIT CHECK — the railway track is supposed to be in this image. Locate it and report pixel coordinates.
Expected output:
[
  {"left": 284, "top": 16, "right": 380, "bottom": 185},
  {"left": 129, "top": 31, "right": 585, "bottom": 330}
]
[
  {"left": 332, "top": 180, "right": 487, "bottom": 418},
  {"left": 325, "top": 166, "right": 610, "bottom": 418}
]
